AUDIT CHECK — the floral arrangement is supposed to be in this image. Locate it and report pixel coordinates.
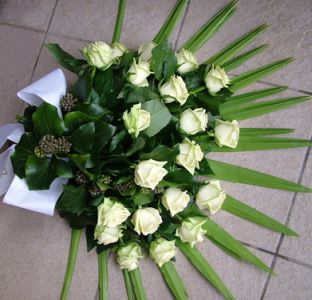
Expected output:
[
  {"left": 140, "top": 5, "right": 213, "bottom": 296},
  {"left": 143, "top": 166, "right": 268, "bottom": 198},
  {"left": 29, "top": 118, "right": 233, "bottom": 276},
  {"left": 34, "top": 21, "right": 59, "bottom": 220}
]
[{"left": 1, "top": 1, "right": 311, "bottom": 299}]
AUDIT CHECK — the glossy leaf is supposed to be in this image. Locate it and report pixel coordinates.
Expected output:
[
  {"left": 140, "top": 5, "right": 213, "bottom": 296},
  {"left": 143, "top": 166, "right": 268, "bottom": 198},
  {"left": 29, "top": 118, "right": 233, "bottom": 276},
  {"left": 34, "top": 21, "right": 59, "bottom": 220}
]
[
  {"left": 72, "top": 67, "right": 95, "bottom": 102},
  {"left": 240, "top": 127, "right": 294, "bottom": 136},
  {"left": 140, "top": 145, "right": 179, "bottom": 161},
  {"left": 71, "top": 122, "right": 95, "bottom": 153},
  {"left": 51, "top": 157, "right": 74, "bottom": 179}
]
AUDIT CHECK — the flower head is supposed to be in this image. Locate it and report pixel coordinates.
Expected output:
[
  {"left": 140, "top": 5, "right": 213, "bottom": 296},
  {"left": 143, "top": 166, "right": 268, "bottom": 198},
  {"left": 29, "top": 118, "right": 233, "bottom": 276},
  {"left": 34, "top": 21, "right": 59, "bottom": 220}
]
[
  {"left": 94, "top": 225, "right": 123, "bottom": 245},
  {"left": 176, "top": 48, "right": 198, "bottom": 74},
  {"left": 162, "top": 187, "right": 190, "bottom": 216},
  {"left": 204, "top": 65, "right": 230, "bottom": 95},
  {"left": 149, "top": 238, "right": 176, "bottom": 267},
  {"left": 82, "top": 42, "right": 114, "bottom": 70},
  {"left": 138, "top": 42, "right": 157, "bottom": 61},
  {"left": 214, "top": 119, "right": 239, "bottom": 148},
  {"left": 128, "top": 59, "right": 151, "bottom": 87},
  {"left": 179, "top": 108, "right": 208, "bottom": 135},
  {"left": 117, "top": 242, "right": 144, "bottom": 271},
  {"left": 131, "top": 207, "right": 162, "bottom": 235}
]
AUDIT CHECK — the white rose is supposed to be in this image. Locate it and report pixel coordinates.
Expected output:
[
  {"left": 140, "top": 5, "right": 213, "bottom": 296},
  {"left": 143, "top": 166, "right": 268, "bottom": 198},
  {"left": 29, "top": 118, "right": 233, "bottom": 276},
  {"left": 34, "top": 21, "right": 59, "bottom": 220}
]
[
  {"left": 179, "top": 108, "right": 208, "bottom": 135},
  {"left": 159, "top": 75, "right": 189, "bottom": 105},
  {"left": 97, "top": 197, "right": 130, "bottom": 228},
  {"left": 149, "top": 238, "right": 177, "bottom": 267},
  {"left": 117, "top": 242, "right": 144, "bottom": 271},
  {"left": 138, "top": 42, "right": 157, "bottom": 61},
  {"left": 196, "top": 180, "right": 226, "bottom": 214},
  {"left": 176, "top": 138, "right": 204, "bottom": 175},
  {"left": 176, "top": 48, "right": 198, "bottom": 74},
  {"left": 111, "top": 42, "right": 127, "bottom": 59},
  {"left": 131, "top": 207, "right": 162, "bottom": 235},
  {"left": 82, "top": 41, "right": 114, "bottom": 70},
  {"left": 162, "top": 187, "right": 190, "bottom": 216},
  {"left": 123, "top": 103, "right": 151, "bottom": 137},
  {"left": 94, "top": 225, "right": 123, "bottom": 245},
  {"left": 128, "top": 59, "right": 151, "bottom": 87},
  {"left": 214, "top": 119, "right": 239, "bottom": 148},
  {"left": 204, "top": 65, "right": 230, "bottom": 95},
  {"left": 134, "top": 159, "right": 168, "bottom": 189},
  {"left": 175, "top": 217, "right": 207, "bottom": 247}
]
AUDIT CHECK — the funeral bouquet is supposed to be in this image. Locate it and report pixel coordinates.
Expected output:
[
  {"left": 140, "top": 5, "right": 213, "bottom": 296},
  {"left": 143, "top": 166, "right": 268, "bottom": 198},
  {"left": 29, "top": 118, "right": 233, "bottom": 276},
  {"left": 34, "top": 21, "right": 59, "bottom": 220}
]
[{"left": 1, "top": 1, "right": 311, "bottom": 299}]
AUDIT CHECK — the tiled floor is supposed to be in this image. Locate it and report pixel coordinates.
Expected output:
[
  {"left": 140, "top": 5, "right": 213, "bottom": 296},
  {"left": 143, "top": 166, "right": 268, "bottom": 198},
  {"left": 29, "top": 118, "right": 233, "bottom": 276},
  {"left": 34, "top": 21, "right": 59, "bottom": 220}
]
[{"left": 0, "top": 1, "right": 311, "bottom": 299}]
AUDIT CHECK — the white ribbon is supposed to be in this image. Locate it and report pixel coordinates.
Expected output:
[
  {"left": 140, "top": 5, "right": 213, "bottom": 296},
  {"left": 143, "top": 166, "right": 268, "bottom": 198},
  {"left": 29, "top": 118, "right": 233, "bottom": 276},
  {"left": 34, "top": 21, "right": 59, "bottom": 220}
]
[{"left": 1, "top": 69, "right": 68, "bottom": 216}]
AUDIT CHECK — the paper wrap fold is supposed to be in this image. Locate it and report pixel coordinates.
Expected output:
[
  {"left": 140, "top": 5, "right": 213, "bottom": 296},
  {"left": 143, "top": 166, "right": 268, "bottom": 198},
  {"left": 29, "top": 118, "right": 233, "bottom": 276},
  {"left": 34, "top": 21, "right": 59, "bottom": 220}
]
[{"left": 0, "top": 69, "right": 68, "bottom": 216}]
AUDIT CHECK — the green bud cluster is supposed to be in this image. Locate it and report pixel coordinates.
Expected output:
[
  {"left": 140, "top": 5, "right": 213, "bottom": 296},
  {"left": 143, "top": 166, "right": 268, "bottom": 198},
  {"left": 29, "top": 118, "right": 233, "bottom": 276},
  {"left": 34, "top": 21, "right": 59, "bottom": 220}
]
[
  {"left": 97, "top": 175, "right": 112, "bottom": 185},
  {"left": 75, "top": 171, "right": 88, "bottom": 185},
  {"left": 114, "top": 180, "right": 135, "bottom": 194},
  {"left": 60, "top": 93, "right": 78, "bottom": 112},
  {"left": 88, "top": 184, "right": 104, "bottom": 197},
  {"left": 35, "top": 134, "right": 72, "bottom": 157}
]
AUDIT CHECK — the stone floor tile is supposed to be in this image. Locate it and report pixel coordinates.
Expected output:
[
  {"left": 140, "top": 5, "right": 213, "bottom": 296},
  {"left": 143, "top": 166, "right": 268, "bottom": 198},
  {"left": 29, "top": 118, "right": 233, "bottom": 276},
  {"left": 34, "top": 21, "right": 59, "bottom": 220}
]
[
  {"left": 264, "top": 258, "right": 312, "bottom": 300},
  {"left": 49, "top": 0, "right": 181, "bottom": 49},
  {"left": 176, "top": 0, "right": 312, "bottom": 92},
  {"left": 0, "top": 25, "right": 44, "bottom": 125},
  {"left": 279, "top": 149, "right": 312, "bottom": 265},
  {"left": 0, "top": 0, "right": 57, "bottom": 31}
]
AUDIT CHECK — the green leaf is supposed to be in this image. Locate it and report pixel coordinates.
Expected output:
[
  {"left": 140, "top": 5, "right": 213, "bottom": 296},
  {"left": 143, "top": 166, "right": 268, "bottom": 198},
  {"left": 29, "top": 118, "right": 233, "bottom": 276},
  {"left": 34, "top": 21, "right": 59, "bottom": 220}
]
[
  {"left": 153, "top": 0, "right": 189, "bottom": 44},
  {"left": 223, "top": 195, "right": 298, "bottom": 236},
  {"left": 141, "top": 99, "right": 172, "bottom": 137},
  {"left": 150, "top": 40, "right": 177, "bottom": 81},
  {"left": 57, "top": 184, "right": 88, "bottom": 214},
  {"left": 25, "top": 155, "right": 55, "bottom": 190},
  {"left": 201, "top": 159, "right": 312, "bottom": 192},
  {"left": 93, "top": 69, "right": 114, "bottom": 103},
  {"left": 111, "top": 0, "right": 127, "bottom": 43},
  {"left": 11, "top": 133, "right": 38, "bottom": 178},
  {"left": 181, "top": 0, "right": 237, "bottom": 52},
  {"left": 98, "top": 250, "right": 109, "bottom": 300},
  {"left": 163, "top": 169, "right": 194, "bottom": 188},
  {"left": 71, "top": 122, "right": 95, "bottom": 153},
  {"left": 32, "top": 102, "right": 65, "bottom": 136},
  {"left": 177, "top": 240, "right": 235, "bottom": 300},
  {"left": 202, "top": 218, "right": 272, "bottom": 274},
  {"left": 128, "top": 268, "right": 148, "bottom": 300},
  {"left": 223, "top": 86, "right": 287, "bottom": 106},
  {"left": 86, "top": 225, "right": 97, "bottom": 252},
  {"left": 109, "top": 129, "right": 127, "bottom": 153},
  {"left": 122, "top": 270, "right": 136, "bottom": 300},
  {"left": 45, "top": 43, "right": 86, "bottom": 74},
  {"left": 204, "top": 24, "right": 267, "bottom": 65},
  {"left": 126, "top": 87, "right": 160, "bottom": 104},
  {"left": 125, "top": 137, "right": 146, "bottom": 156},
  {"left": 51, "top": 157, "right": 74, "bottom": 179},
  {"left": 64, "top": 111, "right": 98, "bottom": 133},
  {"left": 220, "top": 96, "right": 310, "bottom": 120},
  {"left": 209, "top": 135, "right": 312, "bottom": 152},
  {"left": 133, "top": 191, "right": 154, "bottom": 206},
  {"left": 230, "top": 58, "right": 293, "bottom": 92},
  {"left": 72, "top": 67, "right": 95, "bottom": 102},
  {"left": 74, "top": 103, "right": 109, "bottom": 117},
  {"left": 159, "top": 261, "right": 188, "bottom": 300},
  {"left": 240, "top": 127, "right": 294, "bottom": 136},
  {"left": 140, "top": 145, "right": 179, "bottom": 161},
  {"left": 222, "top": 44, "right": 269, "bottom": 71}
]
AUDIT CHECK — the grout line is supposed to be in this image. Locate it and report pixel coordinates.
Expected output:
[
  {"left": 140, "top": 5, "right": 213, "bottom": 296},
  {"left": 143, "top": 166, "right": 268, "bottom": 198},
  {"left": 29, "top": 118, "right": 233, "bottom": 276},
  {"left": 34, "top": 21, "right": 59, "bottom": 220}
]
[
  {"left": 243, "top": 242, "right": 312, "bottom": 270},
  {"left": 173, "top": 0, "right": 190, "bottom": 50},
  {"left": 48, "top": 31, "right": 93, "bottom": 44},
  {"left": 259, "top": 137, "right": 312, "bottom": 300},
  {"left": 0, "top": 21, "right": 46, "bottom": 34},
  {"left": 29, "top": 0, "right": 59, "bottom": 82}
]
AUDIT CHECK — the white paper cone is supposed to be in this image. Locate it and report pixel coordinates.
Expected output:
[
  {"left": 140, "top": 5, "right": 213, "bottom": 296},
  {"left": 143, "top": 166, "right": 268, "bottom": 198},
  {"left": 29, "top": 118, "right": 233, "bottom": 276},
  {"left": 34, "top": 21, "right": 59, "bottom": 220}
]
[
  {"left": 0, "top": 124, "right": 24, "bottom": 148},
  {"left": 0, "top": 146, "right": 15, "bottom": 196}
]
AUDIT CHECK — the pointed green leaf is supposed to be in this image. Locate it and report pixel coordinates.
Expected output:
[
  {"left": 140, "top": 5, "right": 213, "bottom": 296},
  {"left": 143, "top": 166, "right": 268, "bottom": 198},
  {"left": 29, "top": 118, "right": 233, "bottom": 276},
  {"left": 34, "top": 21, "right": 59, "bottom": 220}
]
[
  {"left": 221, "top": 96, "right": 310, "bottom": 120},
  {"left": 112, "top": 0, "right": 127, "bottom": 43},
  {"left": 222, "top": 44, "right": 269, "bottom": 71},
  {"left": 98, "top": 251, "right": 109, "bottom": 300},
  {"left": 240, "top": 127, "right": 294, "bottom": 136},
  {"left": 153, "top": 0, "right": 189, "bottom": 44},
  {"left": 71, "top": 122, "right": 95, "bottom": 153},
  {"left": 182, "top": 0, "right": 237, "bottom": 52},
  {"left": 223, "top": 195, "right": 298, "bottom": 236},
  {"left": 202, "top": 218, "right": 272, "bottom": 273},
  {"left": 229, "top": 58, "right": 293, "bottom": 92},
  {"left": 177, "top": 240, "right": 235, "bottom": 300},
  {"left": 122, "top": 270, "right": 136, "bottom": 300},
  {"left": 159, "top": 261, "right": 188, "bottom": 300},
  {"left": 205, "top": 24, "right": 267, "bottom": 65},
  {"left": 201, "top": 159, "right": 312, "bottom": 192},
  {"left": 209, "top": 135, "right": 312, "bottom": 152},
  {"left": 129, "top": 268, "right": 148, "bottom": 300}
]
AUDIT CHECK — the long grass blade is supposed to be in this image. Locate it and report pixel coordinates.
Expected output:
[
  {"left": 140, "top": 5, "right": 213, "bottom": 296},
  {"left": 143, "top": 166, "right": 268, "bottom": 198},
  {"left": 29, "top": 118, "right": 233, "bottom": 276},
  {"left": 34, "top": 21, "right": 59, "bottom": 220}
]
[
  {"left": 177, "top": 240, "right": 235, "bottom": 300},
  {"left": 222, "top": 44, "right": 269, "bottom": 71},
  {"left": 98, "top": 250, "right": 109, "bottom": 300},
  {"left": 159, "top": 261, "right": 188, "bottom": 300},
  {"left": 153, "top": 0, "right": 189, "bottom": 44},
  {"left": 202, "top": 218, "right": 272, "bottom": 273},
  {"left": 240, "top": 127, "right": 294, "bottom": 136},
  {"left": 111, "top": 0, "right": 127, "bottom": 43},
  {"left": 181, "top": 0, "right": 237, "bottom": 52},
  {"left": 205, "top": 24, "right": 268, "bottom": 65},
  {"left": 122, "top": 270, "right": 136, "bottom": 300},
  {"left": 208, "top": 135, "right": 312, "bottom": 152},
  {"left": 129, "top": 268, "right": 148, "bottom": 300},
  {"left": 223, "top": 195, "right": 298, "bottom": 236},
  {"left": 229, "top": 58, "right": 293, "bottom": 92},
  {"left": 201, "top": 159, "right": 312, "bottom": 192},
  {"left": 220, "top": 96, "right": 310, "bottom": 120}
]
